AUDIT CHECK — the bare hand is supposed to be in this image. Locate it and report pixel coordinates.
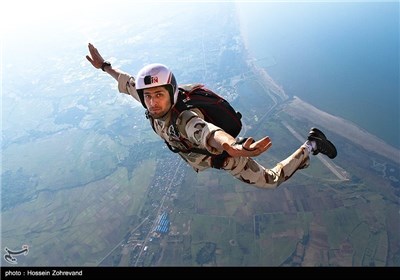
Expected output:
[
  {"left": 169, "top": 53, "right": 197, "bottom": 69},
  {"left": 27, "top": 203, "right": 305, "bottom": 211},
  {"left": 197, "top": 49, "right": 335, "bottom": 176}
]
[
  {"left": 222, "top": 136, "right": 272, "bottom": 157},
  {"left": 86, "top": 43, "right": 105, "bottom": 69}
]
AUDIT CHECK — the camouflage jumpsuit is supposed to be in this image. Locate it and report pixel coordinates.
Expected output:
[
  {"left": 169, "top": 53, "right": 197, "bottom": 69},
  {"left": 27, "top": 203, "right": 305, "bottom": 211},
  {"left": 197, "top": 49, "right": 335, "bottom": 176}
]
[{"left": 118, "top": 72, "right": 310, "bottom": 189}]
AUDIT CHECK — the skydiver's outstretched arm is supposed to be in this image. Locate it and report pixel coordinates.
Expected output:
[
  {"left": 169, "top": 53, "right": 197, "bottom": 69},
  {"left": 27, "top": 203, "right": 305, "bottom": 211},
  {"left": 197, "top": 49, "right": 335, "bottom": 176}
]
[{"left": 86, "top": 43, "right": 120, "bottom": 81}]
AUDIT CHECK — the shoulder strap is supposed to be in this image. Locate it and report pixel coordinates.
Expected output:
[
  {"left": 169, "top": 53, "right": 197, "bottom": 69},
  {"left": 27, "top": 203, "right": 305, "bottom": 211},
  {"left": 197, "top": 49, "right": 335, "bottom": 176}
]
[{"left": 145, "top": 110, "right": 156, "bottom": 132}]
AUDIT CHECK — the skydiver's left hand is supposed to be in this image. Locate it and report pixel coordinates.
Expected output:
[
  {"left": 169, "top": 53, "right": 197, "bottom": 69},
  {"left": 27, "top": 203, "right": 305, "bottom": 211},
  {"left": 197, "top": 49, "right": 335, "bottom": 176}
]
[{"left": 222, "top": 136, "right": 272, "bottom": 158}]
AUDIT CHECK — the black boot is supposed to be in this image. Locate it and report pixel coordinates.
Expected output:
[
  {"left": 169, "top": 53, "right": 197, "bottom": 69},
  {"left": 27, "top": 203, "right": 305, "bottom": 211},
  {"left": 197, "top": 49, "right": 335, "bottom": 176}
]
[{"left": 307, "top": 128, "right": 337, "bottom": 159}]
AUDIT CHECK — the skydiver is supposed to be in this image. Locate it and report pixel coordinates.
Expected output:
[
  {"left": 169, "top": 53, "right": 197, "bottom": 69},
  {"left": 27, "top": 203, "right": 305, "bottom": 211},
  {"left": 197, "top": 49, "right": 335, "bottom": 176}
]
[{"left": 86, "top": 43, "right": 337, "bottom": 189}]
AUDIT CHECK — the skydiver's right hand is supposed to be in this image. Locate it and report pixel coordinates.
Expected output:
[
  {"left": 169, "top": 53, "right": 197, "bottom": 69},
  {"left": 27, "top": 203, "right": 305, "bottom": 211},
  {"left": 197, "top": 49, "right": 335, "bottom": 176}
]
[{"left": 86, "top": 43, "right": 106, "bottom": 70}]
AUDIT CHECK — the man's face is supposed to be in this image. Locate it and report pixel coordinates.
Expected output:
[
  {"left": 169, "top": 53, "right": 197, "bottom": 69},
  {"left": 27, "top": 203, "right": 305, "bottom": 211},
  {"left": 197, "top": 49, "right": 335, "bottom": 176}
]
[{"left": 143, "top": 86, "right": 172, "bottom": 119}]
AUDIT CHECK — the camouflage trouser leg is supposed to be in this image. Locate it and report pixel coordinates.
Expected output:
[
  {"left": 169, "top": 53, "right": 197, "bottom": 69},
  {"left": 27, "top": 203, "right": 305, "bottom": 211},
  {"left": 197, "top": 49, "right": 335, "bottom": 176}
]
[{"left": 223, "top": 147, "right": 310, "bottom": 189}]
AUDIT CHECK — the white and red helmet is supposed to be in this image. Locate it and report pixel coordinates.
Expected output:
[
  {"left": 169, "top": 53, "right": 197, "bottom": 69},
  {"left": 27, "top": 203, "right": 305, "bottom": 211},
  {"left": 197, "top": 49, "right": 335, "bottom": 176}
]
[{"left": 135, "top": 63, "right": 178, "bottom": 108}]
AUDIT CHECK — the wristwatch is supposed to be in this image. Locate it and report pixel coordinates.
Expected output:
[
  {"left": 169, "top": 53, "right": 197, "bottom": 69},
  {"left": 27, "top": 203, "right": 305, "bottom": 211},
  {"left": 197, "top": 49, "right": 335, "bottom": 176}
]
[{"left": 101, "top": 61, "right": 111, "bottom": 72}]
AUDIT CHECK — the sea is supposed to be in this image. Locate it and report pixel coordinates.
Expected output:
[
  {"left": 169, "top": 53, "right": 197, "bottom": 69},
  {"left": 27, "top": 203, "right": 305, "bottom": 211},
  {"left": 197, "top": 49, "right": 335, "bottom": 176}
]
[{"left": 236, "top": 1, "right": 399, "bottom": 149}]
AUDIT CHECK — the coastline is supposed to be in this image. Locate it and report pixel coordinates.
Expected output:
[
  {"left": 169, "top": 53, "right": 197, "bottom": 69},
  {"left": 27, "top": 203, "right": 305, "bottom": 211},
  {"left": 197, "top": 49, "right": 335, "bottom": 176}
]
[
  {"left": 236, "top": 6, "right": 399, "bottom": 164},
  {"left": 284, "top": 96, "right": 400, "bottom": 164},
  {"left": 235, "top": 2, "right": 399, "bottom": 151},
  {"left": 245, "top": 55, "right": 400, "bottom": 164}
]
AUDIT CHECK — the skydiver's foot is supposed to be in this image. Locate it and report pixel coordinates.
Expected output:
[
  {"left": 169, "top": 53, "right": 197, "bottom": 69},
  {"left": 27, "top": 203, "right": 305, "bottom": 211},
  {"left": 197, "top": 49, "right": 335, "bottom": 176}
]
[{"left": 306, "top": 127, "right": 337, "bottom": 159}]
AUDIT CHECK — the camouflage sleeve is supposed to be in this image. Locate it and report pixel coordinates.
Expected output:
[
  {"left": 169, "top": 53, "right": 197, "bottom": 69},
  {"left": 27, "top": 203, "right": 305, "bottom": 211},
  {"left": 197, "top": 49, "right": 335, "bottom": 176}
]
[
  {"left": 117, "top": 72, "right": 141, "bottom": 103},
  {"left": 176, "top": 109, "right": 223, "bottom": 154}
]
